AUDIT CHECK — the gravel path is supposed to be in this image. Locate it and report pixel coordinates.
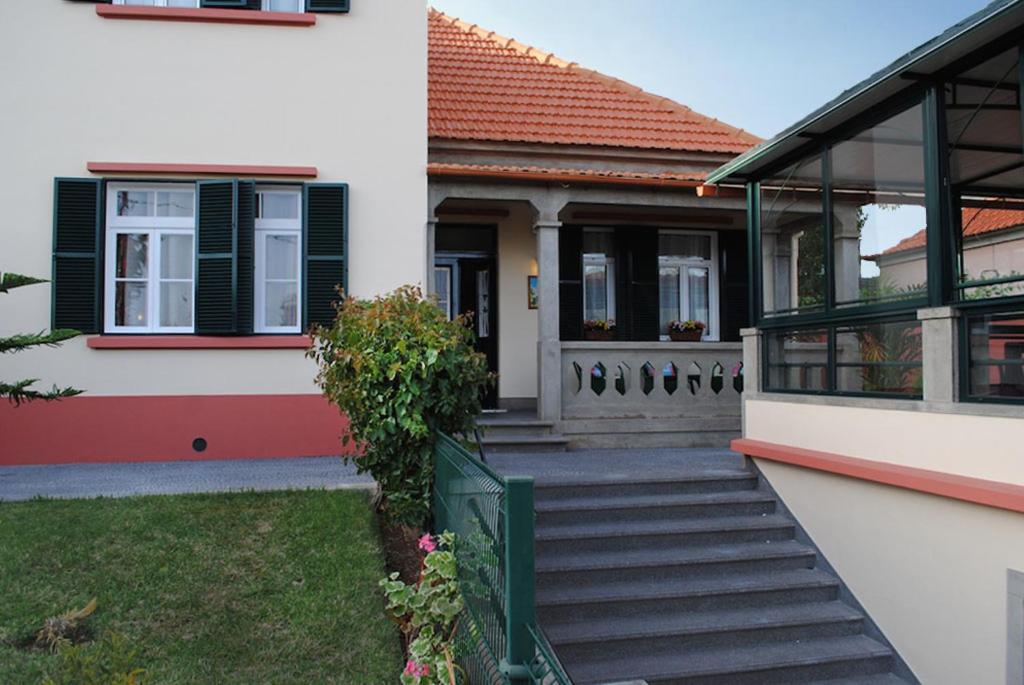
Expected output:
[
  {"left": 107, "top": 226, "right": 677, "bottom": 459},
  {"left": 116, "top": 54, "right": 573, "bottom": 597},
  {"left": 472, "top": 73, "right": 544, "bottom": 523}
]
[{"left": 0, "top": 457, "right": 373, "bottom": 501}]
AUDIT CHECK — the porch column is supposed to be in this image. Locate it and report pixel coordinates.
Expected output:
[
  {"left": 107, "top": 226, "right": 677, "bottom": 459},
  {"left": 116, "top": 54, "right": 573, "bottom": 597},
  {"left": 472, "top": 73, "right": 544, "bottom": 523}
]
[
  {"left": 536, "top": 220, "right": 561, "bottom": 422},
  {"left": 740, "top": 327, "right": 762, "bottom": 435},
  {"left": 918, "top": 306, "right": 959, "bottom": 403},
  {"left": 425, "top": 218, "right": 437, "bottom": 297}
]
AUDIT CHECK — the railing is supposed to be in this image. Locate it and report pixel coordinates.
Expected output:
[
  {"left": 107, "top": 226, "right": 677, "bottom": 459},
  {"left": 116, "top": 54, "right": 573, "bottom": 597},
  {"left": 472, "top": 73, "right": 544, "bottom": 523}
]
[
  {"left": 433, "top": 432, "right": 572, "bottom": 685},
  {"left": 561, "top": 341, "right": 744, "bottom": 419}
]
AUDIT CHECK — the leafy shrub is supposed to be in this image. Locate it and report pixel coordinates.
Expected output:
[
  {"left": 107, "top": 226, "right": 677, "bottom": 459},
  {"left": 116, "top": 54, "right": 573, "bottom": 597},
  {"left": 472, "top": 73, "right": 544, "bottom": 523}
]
[
  {"left": 43, "top": 632, "right": 149, "bottom": 685},
  {"left": 380, "top": 532, "right": 464, "bottom": 685},
  {"left": 309, "top": 286, "right": 492, "bottom": 527}
]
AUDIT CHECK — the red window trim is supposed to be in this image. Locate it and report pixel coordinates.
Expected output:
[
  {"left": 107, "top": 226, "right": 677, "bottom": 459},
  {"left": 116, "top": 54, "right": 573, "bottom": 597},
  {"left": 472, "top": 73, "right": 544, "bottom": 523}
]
[
  {"left": 87, "top": 335, "right": 312, "bottom": 350},
  {"left": 87, "top": 162, "right": 318, "bottom": 178},
  {"left": 732, "top": 437, "right": 1024, "bottom": 514},
  {"left": 95, "top": 5, "right": 316, "bottom": 27}
]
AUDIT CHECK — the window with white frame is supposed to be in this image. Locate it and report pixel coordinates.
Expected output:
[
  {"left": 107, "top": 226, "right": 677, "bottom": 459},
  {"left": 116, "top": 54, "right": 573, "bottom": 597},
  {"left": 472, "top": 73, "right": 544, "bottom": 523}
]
[
  {"left": 434, "top": 266, "right": 453, "bottom": 320},
  {"left": 113, "top": 0, "right": 202, "bottom": 7},
  {"left": 583, "top": 229, "right": 616, "bottom": 323},
  {"left": 255, "top": 187, "right": 302, "bottom": 333},
  {"left": 263, "top": 0, "right": 304, "bottom": 10},
  {"left": 658, "top": 230, "right": 719, "bottom": 340},
  {"left": 105, "top": 184, "right": 196, "bottom": 333}
]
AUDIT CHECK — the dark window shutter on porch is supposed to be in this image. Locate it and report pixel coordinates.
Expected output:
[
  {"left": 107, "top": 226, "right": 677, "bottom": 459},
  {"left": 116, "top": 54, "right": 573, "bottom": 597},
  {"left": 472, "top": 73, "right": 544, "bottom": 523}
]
[
  {"left": 195, "top": 180, "right": 253, "bottom": 335},
  {"left": 627, "top": 228, "right": 659, "bottom": 341},
  {"left": 52, "top": 178, "right": 102, "bottom": 333},
  {"left": 306, "top": 0, "right": 350, "bottom": 12},
  {"left": 558, "top": 226, "right": 583, "bottom": 341},
  {"left": 303, "top": 183, "right": 347, "bottom": 329},
  {"left": 719, "top": 229, "right": 749, "bottom": 342}
]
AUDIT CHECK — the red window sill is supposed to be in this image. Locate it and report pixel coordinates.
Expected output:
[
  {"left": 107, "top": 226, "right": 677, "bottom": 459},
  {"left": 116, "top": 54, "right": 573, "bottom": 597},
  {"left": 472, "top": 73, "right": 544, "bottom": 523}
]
[
  {"left": 87, "top": 335, "right": 312, "bottom": 350},
  {"left": 96, "top": 5, "right": 316, "bottom": 27}
]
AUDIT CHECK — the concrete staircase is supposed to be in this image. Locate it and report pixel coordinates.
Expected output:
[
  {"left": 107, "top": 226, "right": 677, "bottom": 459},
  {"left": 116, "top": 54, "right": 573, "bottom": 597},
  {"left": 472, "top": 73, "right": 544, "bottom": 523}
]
[
  {"left": 532, "top": 466, "right": 915, "bottom": 684},
  {"left": 476, "top": 410, "right": 569, "bottom": 453}
]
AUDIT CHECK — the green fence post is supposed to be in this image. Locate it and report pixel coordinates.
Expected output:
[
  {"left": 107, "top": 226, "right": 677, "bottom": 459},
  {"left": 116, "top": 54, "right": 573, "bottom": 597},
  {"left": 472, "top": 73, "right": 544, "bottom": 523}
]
[{"left": 501, "top": 475, "right": 535, "bottom": 683}]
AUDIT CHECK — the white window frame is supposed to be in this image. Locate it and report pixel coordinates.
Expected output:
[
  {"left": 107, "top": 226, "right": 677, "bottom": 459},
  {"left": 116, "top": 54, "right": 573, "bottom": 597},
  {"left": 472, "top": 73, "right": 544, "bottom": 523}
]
[
  {"left": 659, "top": 229, "right": 720, "bottom": 341},
  {"left": 434, "top": 265, "right": 453, "bottom": 320},
  {"left": 262, "top": 0, "right": 306, "bottom": 11},
  {"left": 582, "top": 228, "right": 616, "bottom": 323},
  {"left": 254, "top": 186, "right": 303, "bottom": 334},
  {"left": 104, "top": 183, "right": 196, "bottom": 334},
  {"left": 113, "top": 0, "right": 202, "bottom": 7}
]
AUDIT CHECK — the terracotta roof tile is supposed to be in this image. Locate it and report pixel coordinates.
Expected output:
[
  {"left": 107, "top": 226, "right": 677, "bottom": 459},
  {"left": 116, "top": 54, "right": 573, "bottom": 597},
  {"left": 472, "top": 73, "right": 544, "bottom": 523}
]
[
  {"left": 428, "top": 9, "right": 761, "bottom": 154},
  {"left": 882, "top": 207, "right": 1024, "bottom": 255}
]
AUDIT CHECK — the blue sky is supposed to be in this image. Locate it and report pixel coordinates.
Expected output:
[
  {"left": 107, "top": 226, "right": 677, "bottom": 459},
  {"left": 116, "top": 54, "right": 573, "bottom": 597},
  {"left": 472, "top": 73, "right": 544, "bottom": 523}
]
[{"left": 431, "top": 0, "right": 992, "bottom": 140}]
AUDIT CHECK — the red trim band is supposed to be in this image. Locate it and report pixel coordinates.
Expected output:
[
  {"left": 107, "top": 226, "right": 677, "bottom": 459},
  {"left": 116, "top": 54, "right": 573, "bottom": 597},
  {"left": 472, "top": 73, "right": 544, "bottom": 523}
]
[
  {"left": 87, "top": 162, "right": 318, "bottom": 178},
  {"left": 87, "top": 335, "right": 311, "bottom": 350},
  {"left": 96, "top": 5, "right": 316, "bottom": 26},
  {"left": 732, "top": 438, "right": 1024, "bottom": 514},
  {"left": 0, "top": 394, "right": 350, "bottom": 465}
]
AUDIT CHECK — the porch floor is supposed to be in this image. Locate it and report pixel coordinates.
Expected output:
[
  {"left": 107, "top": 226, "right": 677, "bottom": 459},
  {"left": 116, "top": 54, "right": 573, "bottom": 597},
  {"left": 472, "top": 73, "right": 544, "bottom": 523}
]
[{"left": 486, "top": 446, "right": 744, "bottom": 483}]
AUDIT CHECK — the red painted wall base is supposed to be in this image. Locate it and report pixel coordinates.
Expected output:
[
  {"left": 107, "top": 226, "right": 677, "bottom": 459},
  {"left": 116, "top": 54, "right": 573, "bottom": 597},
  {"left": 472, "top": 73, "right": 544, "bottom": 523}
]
[{"left": 0, "top": 394, "right": 352, "bottom": 466}]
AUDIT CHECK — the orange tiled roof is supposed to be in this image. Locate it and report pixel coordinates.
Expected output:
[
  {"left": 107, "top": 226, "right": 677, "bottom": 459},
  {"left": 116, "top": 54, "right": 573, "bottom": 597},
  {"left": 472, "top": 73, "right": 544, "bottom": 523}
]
[
  {"left": 882, "top": 207, "right": 1024, "bottom": 255},
  {"left": 428, "top": 9, "right": 761, "bottom": 154},
  {"left": 427, "top": 162, "right": 706, "bottom": 187}
]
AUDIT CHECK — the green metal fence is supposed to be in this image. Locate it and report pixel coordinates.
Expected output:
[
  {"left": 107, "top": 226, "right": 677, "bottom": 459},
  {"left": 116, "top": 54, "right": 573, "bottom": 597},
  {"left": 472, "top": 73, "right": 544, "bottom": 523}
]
[{"left": 433, "top": 432, "right": 572, "bottom": 685}]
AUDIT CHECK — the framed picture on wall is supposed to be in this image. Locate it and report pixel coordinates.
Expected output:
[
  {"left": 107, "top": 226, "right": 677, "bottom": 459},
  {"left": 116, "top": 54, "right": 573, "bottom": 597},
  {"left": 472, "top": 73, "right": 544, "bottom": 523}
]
[{"left": 527, "top": 275, "right": 539, "bottom": 309}]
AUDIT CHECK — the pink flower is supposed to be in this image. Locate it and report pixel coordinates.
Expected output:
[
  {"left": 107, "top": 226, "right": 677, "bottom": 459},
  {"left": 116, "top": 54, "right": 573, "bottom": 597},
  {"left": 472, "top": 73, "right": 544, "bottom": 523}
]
[
  {"left": 404, "top": 660, "right": 430, "bottom": 678},
  {"left": 404, "top": 660, "right": 417, "bottom": 676},
  {"left": 418, "top": 534, "right": 436, "bottom": 553}
]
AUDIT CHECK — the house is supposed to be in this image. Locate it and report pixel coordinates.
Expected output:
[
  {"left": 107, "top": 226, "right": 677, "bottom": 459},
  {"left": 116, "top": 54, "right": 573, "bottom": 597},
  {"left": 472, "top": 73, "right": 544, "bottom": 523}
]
[
  {"left": 0, "top": 2, "right": 760, "bottom": 463},
  {"left": 707, "top": 0, "right": 1024, "bottom": 680},
  {"left": 0, "top": 0, "right": 427, "bottom": 464}
]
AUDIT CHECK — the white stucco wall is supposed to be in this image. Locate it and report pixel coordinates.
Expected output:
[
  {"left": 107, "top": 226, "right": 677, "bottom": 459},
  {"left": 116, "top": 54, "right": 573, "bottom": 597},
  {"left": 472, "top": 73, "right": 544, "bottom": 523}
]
[{"left": 0, "top": 0, "right": 427, "bottom": 396}]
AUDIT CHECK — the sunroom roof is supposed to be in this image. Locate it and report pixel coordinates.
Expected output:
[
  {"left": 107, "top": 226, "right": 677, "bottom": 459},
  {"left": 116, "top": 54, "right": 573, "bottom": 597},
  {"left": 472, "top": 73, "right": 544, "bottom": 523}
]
[{"left": 706, "top": 0, "right": 1024, "bottom": 185}]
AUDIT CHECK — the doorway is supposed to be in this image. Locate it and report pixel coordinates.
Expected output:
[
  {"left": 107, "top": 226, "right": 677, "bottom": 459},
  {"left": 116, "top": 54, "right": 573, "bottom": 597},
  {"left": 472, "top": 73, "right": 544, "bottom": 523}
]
[{"left": 435, "top": 225, "right": 498, "bottom": 408}]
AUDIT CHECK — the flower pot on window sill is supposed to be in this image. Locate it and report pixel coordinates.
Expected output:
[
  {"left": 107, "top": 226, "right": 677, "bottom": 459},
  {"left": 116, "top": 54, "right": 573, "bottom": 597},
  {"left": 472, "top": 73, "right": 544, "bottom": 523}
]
[
  {"left": 670, "top": 330, "right": 703, "bottom": 342},
  {"left": 584, "top": 330, "right": 616, "bottom": 341}
]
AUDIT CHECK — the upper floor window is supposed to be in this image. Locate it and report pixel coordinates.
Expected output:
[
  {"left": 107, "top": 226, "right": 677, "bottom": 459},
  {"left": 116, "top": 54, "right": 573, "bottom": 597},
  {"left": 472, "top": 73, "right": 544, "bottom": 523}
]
[
  {"left": 104, "top": 185, "right": 196, "bottom": 333},
  {"left": 255, "top": 188, "right": 302, "bottom": 333},
  {"left": 658, "top": 230, "right": 719, "bottom": 340},
  {"left": 113, "top": 0, "right": 308, "bottom": 10},
  {"left": 113, "top": 0, "right": 202, "bottom": 7}
]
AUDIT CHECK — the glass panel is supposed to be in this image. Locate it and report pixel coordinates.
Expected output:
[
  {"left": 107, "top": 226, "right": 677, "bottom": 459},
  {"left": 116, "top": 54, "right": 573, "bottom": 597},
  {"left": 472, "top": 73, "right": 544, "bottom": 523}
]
[
  {"left": 160, "top": 234, "right": 192, "bottom": 279},
  {"left": 434, "top": 266, "right": 451, "bottom": 319},
  {"left": 830, "top": 102, "right": 928, "bottom": 306},
  {"left": 659, "top": 233, "right": 711, "bottom": 260},
  {"left": 166, "top": 0, "right": 199, "bottom": 6},
  {"left": 659, "top": 265, "right": 680, "bottom": 334},
  {"left": 116, "top": 191, "right": 152, "bottom": 217},
  {"left": 266, "top": 0, "right": 303, "bottom": 10},
  {"left": 760, "top": 155, "right": 825, "bottom": 314},
  {"left": 266, "top": 234, "right": 299, "bottom": 279},
  {"left": 834, "top": 320, "right": 922, "bottom": 396},
  {"left": 967, "top": 311, "right": 1024, "bottom": 399},
  {"left": 159, "top": 282, "right": 192, "bottom": 328},
  {"left": 688, "top": 266, "right": 710, "bottom": 330},
  {"left": 764, "top": 329, "right": 829, "bottom": 392},
  {"left": 115, "top": 234, "right": 148, "bottom": 278},
  {"left": 957, "top": 200, "right": 1024, "bottom": 299},
  {"left": 259, "top": 192, "right": 300, "bottom": 221},
  {"left": 155, "top": 191, "right": 195, "bottom": 218},
  {"left": 265, "top": 282, "right": 299, "bottom": 328},
  {"left": 584, "top": 263, "right": 608, "bottom": 322},
  {"left": 114, "top": 282, "right": 148, "bottom": 327}
]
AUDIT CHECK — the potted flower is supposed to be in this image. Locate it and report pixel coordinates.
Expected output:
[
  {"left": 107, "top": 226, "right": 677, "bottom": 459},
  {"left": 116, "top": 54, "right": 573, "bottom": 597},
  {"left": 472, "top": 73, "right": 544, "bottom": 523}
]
[
  {"left": 583, "top": 319, "right": 616, "bottom": 341},
  {"left": 668, "top": 319, "right": 705, "bottom": 342}
]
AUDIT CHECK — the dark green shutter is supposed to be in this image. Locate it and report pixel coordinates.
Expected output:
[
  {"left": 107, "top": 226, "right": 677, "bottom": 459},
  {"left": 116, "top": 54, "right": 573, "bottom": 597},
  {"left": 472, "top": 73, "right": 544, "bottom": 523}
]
[
  {"left": 52, "top": 178, "right": 102, "bottom": 333},
  {"left": 196, "top": 181, "right": 238, "bottom": 334},
  {"left": 719, "top": 229, "right": 749, "bottom": 342},
  {"left": 303, "top": 183, "right": 347, "bottom": 329},
  {"left": 306, "top": 0, "right": 349, "bottom": 12},
  {"left": 558, "top": 226, "right": 582, "bottom": 341},
  {"left": 236, "top": 181, "right": 255, "bottom": 335},
  {"left": 627, "top": 228, "right": 660, "bottom": 341}
]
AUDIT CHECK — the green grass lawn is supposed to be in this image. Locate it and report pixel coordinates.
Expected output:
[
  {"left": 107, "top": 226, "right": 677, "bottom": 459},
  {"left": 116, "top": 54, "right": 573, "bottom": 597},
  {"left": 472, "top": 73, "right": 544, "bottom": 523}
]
[{"left": 0, "top": 489, "right": 401, "bottom": 684}]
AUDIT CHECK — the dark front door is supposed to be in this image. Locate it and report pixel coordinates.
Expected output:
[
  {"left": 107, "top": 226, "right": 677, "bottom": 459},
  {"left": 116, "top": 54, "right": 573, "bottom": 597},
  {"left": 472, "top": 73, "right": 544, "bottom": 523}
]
[{"left": 435, "top": 225, "right": 499, "bottom": 408}]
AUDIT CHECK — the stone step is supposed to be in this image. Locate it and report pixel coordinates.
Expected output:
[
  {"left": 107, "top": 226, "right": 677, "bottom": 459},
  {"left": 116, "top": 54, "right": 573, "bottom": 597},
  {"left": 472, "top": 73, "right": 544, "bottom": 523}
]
[
  {"left": 536, "top": 568, "right": 840, "bottom": 624},
  {"left": 568, "top": 635, "right": 896, "bottom": 685},
  {"left": 533, "top": 472, "right": 757, "bottom": 502},
  {"left": 550, "top": 601, "right": 866, "bottom": 663},
  {"left": 476, "top": 419, "right": 556, "bottom": 438},
  {"left": 535, "top": 514, "right": 795, "bottom": 554},
  {"left": 479, "top": 435, "right": 569, "bottom": 453},
  {"left": 535, "top": 489, "right": 776, "bottom": 526}
]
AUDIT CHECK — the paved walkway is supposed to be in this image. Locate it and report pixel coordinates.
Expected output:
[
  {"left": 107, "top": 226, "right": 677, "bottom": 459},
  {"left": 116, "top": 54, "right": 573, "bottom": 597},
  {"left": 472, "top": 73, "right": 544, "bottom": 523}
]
[{"left": 0, "top": 457, "right": 373, "bottom": 502}]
